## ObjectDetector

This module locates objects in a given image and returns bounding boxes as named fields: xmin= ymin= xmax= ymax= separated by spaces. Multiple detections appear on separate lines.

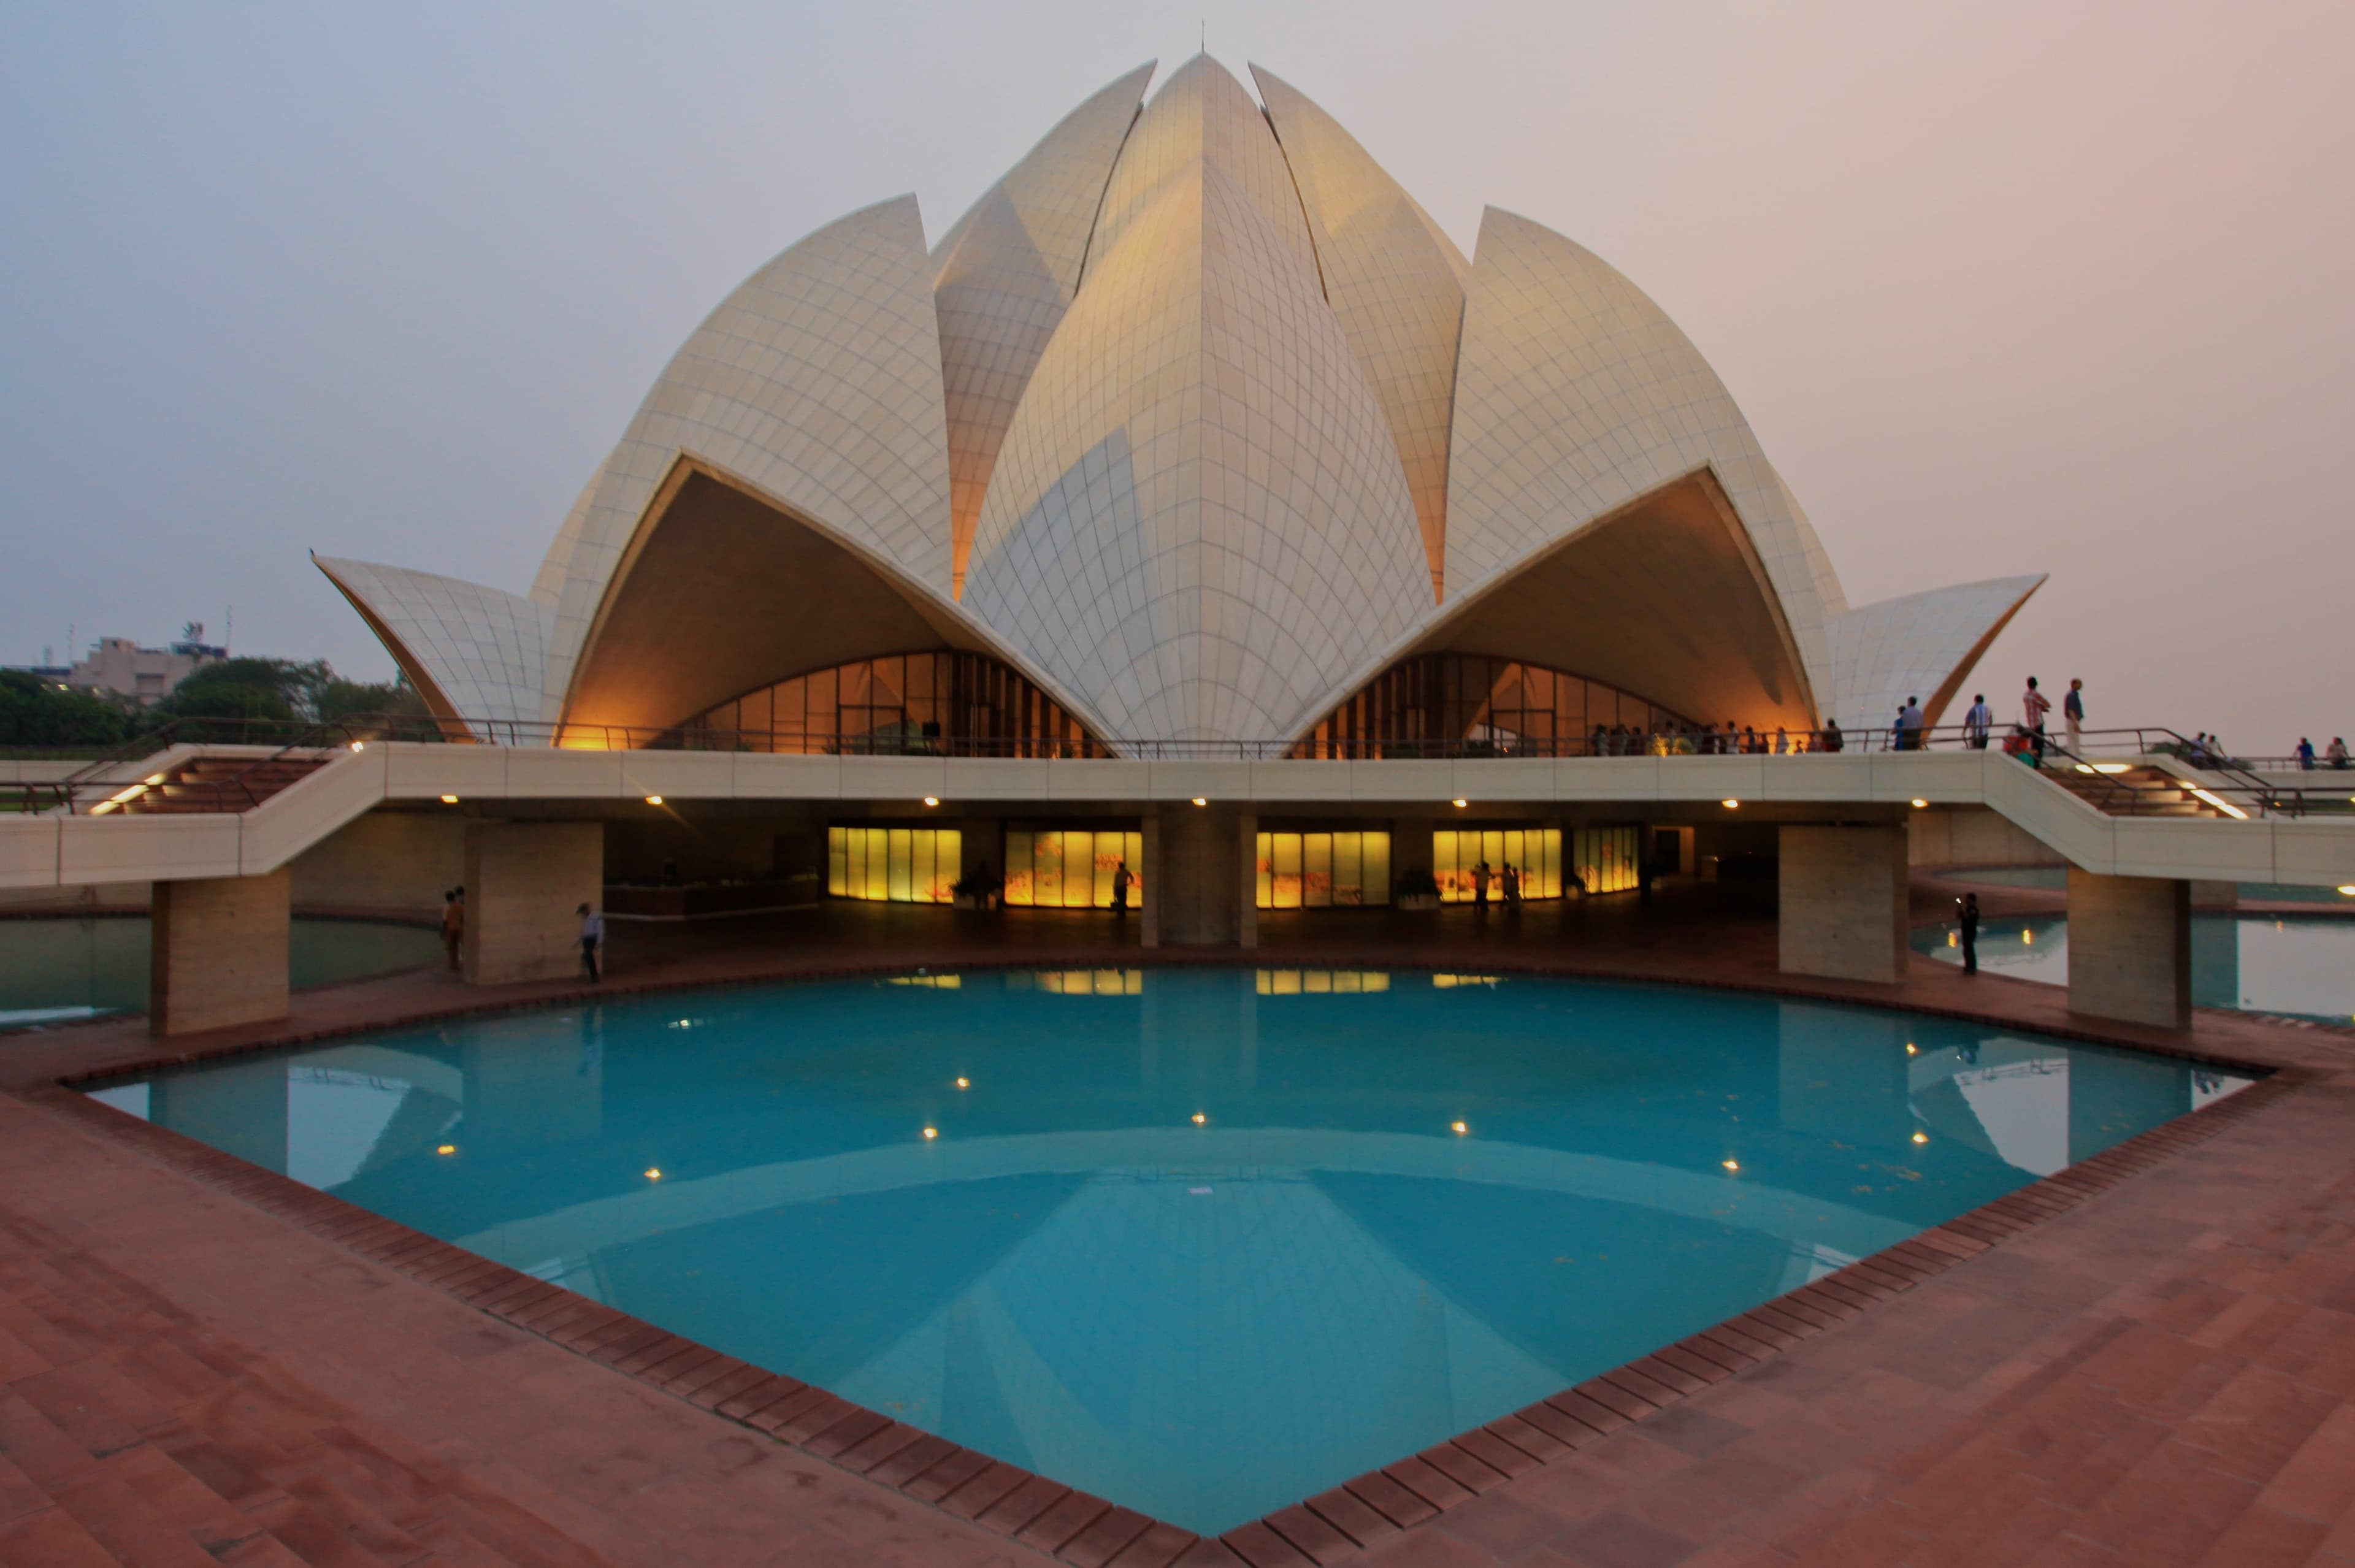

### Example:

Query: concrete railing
xmin=3 ymin=742 xmax=2353 ymax=893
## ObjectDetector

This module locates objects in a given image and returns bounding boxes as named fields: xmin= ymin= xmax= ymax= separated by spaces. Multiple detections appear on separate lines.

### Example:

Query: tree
xmin=0 ymin=671 xmax=132 ymax=748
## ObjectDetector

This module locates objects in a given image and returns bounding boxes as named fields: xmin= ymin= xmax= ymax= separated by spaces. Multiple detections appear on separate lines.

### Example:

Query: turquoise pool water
xmin=0 ymin=916 xmax=442 ymax=1029
xmin=85 ymin=968 xmax=2248 ymax=1532
xmin=1948 ymin=865 xmax=2354 ymax=905
xmin=1915 ymin=914 xmax=2355 ymax=1023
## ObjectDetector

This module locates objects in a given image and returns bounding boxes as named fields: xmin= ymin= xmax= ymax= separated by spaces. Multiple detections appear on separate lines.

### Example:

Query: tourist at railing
xmin=2329 ymin=736 xmax=2349 ymax=770
xmin=2296 ymin=736 xmax=2316 ymax=770
xmin=2023 ymin=677 xmax=2051 ymax=761
xmin=1962 ymin=693 xmax=1992 ymax=750
xmin=2065 ymin=678 xmax=2086 ymax=752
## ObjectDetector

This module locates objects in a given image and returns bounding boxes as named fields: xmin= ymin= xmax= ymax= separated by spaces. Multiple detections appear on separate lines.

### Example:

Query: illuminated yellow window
xmin=1253 ymin=832 xmax=1392 ymax=909
xmin=1572 ymin=825 xmax=1640 ymax=895
xmin=1432 ymin=827 xmax=1566 ymax=902
xmin=1001 ymin=829 xmax=1144 ymax=909
xmin=824 ymin=826 xmax=962 ymax=904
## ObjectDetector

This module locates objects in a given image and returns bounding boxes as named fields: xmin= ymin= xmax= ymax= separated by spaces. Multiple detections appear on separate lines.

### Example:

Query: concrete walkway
xmin=3 ymin=898 xmax=2353 ymax=1567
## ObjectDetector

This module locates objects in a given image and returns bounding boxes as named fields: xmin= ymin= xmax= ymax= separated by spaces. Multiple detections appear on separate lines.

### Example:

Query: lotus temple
xmin=5 ymin=55 xmax=2354 ymax=1568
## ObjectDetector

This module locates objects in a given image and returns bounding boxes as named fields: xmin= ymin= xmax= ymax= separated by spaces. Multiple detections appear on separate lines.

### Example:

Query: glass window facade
xmin=1295 ymin=654 xmax=1693 ymax=758
xmin=1431 ymin=828 xmax=1564 ymax=903
xmin=1253 ymin=831 xmax=1392 ymax=909
xmin=1003 ymin=830 xmax=1146 ymax=910
xmin=1573 ymin=825 xmax=1642 ymax=895
xmin=683 ymin=651 xmax=1103 ymax=757
xmin=825 ymin=826 xmax=962 ymax=904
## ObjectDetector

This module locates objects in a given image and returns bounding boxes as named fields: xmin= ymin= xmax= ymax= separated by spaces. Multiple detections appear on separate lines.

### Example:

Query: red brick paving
xmin=4 ymin=893 xmax=2355 ymax=1564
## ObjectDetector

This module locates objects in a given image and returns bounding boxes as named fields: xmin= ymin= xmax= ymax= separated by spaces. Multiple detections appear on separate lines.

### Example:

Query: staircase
xmin=2043 ymin=761 xmax=2237 ymax=819
xmin=94 ymin=755 xmax=330 ymax=816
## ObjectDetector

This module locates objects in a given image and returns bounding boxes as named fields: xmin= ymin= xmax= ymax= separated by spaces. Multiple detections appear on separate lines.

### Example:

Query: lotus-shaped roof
xmin=320 ymin=56 xmax=2040 ymax=749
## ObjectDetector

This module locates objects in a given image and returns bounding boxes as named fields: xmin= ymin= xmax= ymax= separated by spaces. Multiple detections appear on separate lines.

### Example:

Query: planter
xmin=1396 ymin=893 xmax=1441 ymax=912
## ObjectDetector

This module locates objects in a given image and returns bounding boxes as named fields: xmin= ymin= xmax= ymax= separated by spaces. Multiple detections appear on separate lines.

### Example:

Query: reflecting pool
xmin=1 ymin=916 xmax=442 ymax=1029
xmin=86 ymin=968 xmax=2249 ymax=1532
xmin=1914 ymin=914 xmax=2355 ymax=1023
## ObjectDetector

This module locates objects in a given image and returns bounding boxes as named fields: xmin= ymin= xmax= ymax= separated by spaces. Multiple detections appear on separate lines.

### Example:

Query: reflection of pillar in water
xmin=1139 ymin=973 xmax=1160 ymax=1088
xmin=462 ymin=1013 xmax=603 ymax=1155
xmin=1775 ymin=1000 xmax=1910 ymax=1146
xmin=2067 ymin=1050 xmax=2186 ymax=1165
xmin=2188 ymin=916 xmax=2240 ymax=1011
xmin=1239 ymin=974 xmax=1258 ymax=1089
xmin=151 ymin=1059 xmax=288 ymax=1174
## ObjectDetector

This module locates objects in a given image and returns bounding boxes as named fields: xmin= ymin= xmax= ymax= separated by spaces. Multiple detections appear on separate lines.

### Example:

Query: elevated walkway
xmin=4 ymin=741 xmax=2352 ymax=892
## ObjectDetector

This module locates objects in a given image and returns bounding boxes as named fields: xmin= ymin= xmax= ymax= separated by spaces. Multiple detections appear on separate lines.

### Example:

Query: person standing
xmin=2064 ymin=679 xmax=2086 ymax=754
xmin=1958 ymin=892 xmax=1981 ymax=975
xmin=1963 ymin=694 xmax=1993 ymax=750
xmin=440 ymin=887 xmax=465 ymax=973
xmin=1501 ymin=863 xmax=1521 ymax=905
xmin=2296 ymin=737 xmax=2316 ymax=770
xmin=1901 ymin=697 xmax=1926 ymax=751
xmin=1110 ymin=860 xmax=1134 ymax=915
xmin=1821 ymin=717 xmax=1844 ymax=752
xmin=2023 ymin=678 xmax=2051 ymax=760
xmin=1472 ymin=858 xmax=1492 ymax=910
xmin=2329 ymin=736 xmax=2349 ymax=770
xmin=576 ymin=903 xmax=604 ymax=982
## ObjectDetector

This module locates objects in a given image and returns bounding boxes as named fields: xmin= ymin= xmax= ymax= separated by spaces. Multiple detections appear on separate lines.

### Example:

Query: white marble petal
xmin=315 ymin=556 xmax=552 ymax=735
xmin=1825 ymin=575 xmax=2047 ymax=733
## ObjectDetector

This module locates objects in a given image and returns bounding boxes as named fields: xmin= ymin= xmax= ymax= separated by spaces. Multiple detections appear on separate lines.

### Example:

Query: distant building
xmin=61 ymin=625 xmax=226 ymax=708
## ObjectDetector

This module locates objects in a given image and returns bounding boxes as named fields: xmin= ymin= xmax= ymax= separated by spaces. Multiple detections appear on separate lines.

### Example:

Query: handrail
xmin=6 ymin=714 xmax=2348 ymax=819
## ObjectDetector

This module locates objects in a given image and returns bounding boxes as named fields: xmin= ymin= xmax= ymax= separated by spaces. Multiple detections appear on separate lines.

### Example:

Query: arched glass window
xmin=1292 ymin=654 xmax=1698 ymax=758
xmin=681 ymin=651 xmax=1105 ymax=757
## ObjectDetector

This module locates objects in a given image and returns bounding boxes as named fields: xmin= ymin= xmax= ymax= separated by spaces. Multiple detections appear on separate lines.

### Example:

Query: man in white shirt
xmin=576 ymin=903 xmax=605 ymax=982
xmin=1900 ymin=697 xmax=1926 ymax=750
xmin=1963 ymin=694 xmax=1993 ymax=750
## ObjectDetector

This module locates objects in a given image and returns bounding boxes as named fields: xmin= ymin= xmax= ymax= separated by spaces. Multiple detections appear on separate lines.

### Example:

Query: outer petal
xmin=1825 ymin=575 xmax=2047 ymax=732
xmin=1445 ymin=207 xmax=1836 ymax=683
xmin=529 ymin=456 xmax=608 ymax=608
xmin=933 ymin=62 xmax=1154 ymax=596
xmin=313 ymin=556 xmax=551 ymax=735
xmin=963 ymin=162 xmax=1429 ymax=744
xmin=1252 ymin=65 xmax=1466 ymax=599
xmin=542 ymin=194 xmax=952 ymax=714
xmin=1087 ymin=55 xmax=1322 ymax=293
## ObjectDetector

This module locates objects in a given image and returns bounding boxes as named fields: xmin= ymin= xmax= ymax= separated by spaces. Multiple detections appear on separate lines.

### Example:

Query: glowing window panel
xmin=824 ymin=826 xmax=961 ymax=904
xmin=1432 ymin=827 xmax=1564 ymax=903
xmin=1001 ymin=830 xmax=1145 ymax=911
xmin=1252 ymin=832 xmax=1392 ymax=909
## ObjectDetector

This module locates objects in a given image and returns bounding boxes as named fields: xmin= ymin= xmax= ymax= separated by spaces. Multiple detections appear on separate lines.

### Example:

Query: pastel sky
xmin=2 ymin=1 xmax=2348 ymax=749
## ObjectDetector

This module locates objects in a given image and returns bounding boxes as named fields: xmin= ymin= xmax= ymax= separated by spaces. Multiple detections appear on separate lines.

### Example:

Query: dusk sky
xmin=3 ymin=1 xmax=2348 ymax=749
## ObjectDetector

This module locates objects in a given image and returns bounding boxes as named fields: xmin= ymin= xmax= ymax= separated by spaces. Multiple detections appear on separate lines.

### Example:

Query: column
xmin=149 ymin=868 xmax=290 ymax=1036
xmin=1151 ymin=805 xmax=1253 ymax=947
xmin=464 ymin=822 xmax=605 ymax=985
xmin=1777 ymin=824 xmax=1908 ymax=984
xmin=2067 ymin=870 xmax=2191 ymax=1029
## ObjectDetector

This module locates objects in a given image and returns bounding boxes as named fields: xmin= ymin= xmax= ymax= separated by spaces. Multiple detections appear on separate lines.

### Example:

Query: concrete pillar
xmin=149 ymin=1057 xmax=287 ymax=1171
xmin=1778 ymin=824 xmax=1909 ymax=984
xmin=1392 ymin=817 xmax=1436 ymax=887
xmin=1139 ymin=814 xmax=1160 ymax=949
xmin=2067 ymin=870 xmax=2191 ymax=1029
xmin=149 ymin=868 xmax=290 ymax=1036
xmin=1151 ymin=805 xmax=1253 ymax=947
xmin=463 ymin=822 xmax=605 ymax=985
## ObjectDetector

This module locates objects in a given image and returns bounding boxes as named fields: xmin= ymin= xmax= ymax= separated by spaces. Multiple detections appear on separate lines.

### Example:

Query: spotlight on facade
xmin=923 ymin=796 xmax=940 ymax=808
xmin=645 ymin=795 xmax=664 ymax=806
xmin=1191 ymin=797 xmax=1208 ymax=807
xmin=1911 ymin=798 xmax=1928 ymax=809
xmin=1451 ymin=798 xmax=1468 ymax=809
xmin=348 ymin=741 xmax=365 ymax=752
xmin=440 ymin=795 xmax=459 ymax=805
xmin=2339 ymin=885 xmax=2355 ymax=896
xmin=1721 ymin=798 xmax=1740 ymax=809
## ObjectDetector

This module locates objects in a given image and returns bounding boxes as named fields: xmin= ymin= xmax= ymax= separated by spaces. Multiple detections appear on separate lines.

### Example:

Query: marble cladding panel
xmin=542 ymin=194 xmax=954 ymax=713
xmin=1822 ymin=576 xmax=2048 ymax=735
xmin=315 ymin=559 xmax=552 ymax=733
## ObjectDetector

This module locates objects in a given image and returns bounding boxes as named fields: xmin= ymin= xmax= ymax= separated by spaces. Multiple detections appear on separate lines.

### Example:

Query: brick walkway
xmin=4 ymin=895 xmax=2354 ymax=1566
